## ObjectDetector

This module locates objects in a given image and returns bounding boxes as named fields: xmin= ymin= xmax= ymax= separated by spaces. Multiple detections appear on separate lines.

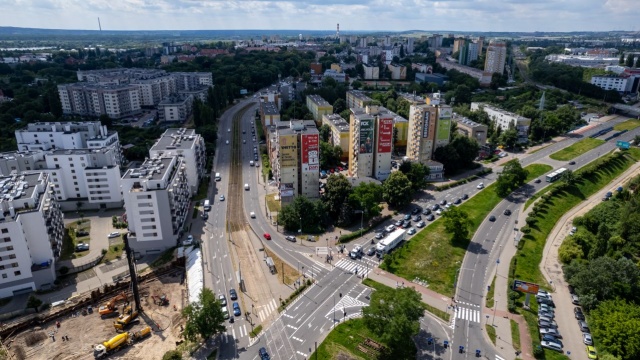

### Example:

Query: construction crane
xmin=112 ymin=233 xmax=143 ymax=331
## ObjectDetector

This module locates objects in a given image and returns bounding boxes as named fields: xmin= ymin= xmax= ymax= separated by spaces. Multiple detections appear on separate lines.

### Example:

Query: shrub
xmin=59 ymin=266 xmax=69 ymax=275
xmin=162 ymin=350 xmax=183 ymax=360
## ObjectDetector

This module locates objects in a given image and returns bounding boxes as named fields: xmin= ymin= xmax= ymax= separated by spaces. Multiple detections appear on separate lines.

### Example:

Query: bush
xmin=533 ymin=344 xmax=544 ymax=359
xmin=337 ymin=215 xmax=392 ymax=243
xmin=162 ymin=350 xmax=183 ymax=360
xmin=101 ymin=249 xmax=107 ymax=255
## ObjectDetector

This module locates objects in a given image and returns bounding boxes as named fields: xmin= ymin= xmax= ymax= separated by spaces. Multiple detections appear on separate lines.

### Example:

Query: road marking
xmin=282 ymin=313 xmax=294 ymax=319
xmin=232 ymin=328 xmax=236 ymax=339
xmin=242 ymin=325 xmax=247 ymax=337
xmin=496 ymin=355 xmax=505 ymax=360
xmin=286 ymin=324 xmax=298 ymax=330
xmin=454 ymin=306 xmax=481 ymax=323
xmin=297 ymin=351 xmax=307 ymax=357
xmin=292 ymin=336 xmax=304 ymax=342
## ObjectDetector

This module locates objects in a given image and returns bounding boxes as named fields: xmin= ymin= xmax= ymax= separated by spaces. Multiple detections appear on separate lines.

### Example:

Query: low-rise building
xmin=323 ymin=69 xmax=346 ymax=83
xmin=387 ymin=64 xmax=407 ymax=80
xmin=346 ymin=90 xmax=374 ymax=109
xmin=157 ymin=94 xmax=194 ymax=123
xmin=321 ymin=114 xmax=350 ymax=161
xmin=0 ymin=172 xmax=64 ymax=297
xmin=306 ymin=95 xmax=333 ymax=124
xmin=453 ymin=115 xmax=488 ymax=145
xmin=471 ymin=102 xmax=530 ymax=143
xmin=415 ymin=73 xmax=449 ymax=86
xmin=121 ymin=155 xmax=190 ymax=255
xmin=545 ymin=54 xmax=619 ymax=68
xmin=363 ymin=65 xmax=380 ymax=80
xmin=590 ymin=74 xmax=639 ymax=93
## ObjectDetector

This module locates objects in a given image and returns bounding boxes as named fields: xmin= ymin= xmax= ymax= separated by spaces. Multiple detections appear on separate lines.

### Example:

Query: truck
xmin=375 ymin=229 xmax=405 ymax=258
xmin=203 ymin=199 xmax=211 ymax=212
xmin=131 ymin=326 xmax=152 ymax=341
xmin=93 ymin=332 xmax=130 ymax=359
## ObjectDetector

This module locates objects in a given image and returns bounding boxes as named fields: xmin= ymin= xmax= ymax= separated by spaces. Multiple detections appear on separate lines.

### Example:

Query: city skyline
xmin=2 ymin=0 xmax=639 ymax=33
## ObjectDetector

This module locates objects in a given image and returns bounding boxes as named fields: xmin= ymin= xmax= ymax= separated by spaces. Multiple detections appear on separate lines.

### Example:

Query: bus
xmin=546 ymin=168 xmax=568 ymax=183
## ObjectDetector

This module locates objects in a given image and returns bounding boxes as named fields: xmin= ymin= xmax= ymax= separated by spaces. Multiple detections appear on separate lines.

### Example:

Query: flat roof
xmin=150 ymin=129 xmax=199 ymax=151
xmin=262 ymin=102 xmax=279 ymax=115
xmin=307 ymin=94 xmax=331 ymax=106
xmin=123 ymin=157 xmax=174 ymax=181
xmin=0 ymin=172 xmax=40 ymax=209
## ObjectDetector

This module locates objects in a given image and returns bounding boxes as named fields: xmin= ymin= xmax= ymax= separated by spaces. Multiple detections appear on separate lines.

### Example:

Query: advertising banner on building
xmin=279 ymin=134 xmax=298 ymax=167
xmin=422 ymin=112 xmax=431 ymax=138
xmin=301 ymin=133 xmax=319 ymax=172
xmin=280 ymin=183 xmax=295 ymax=197
xmin=513 ymin=279 xmax=539 ymax=294
xmin=436 ymin=118 xmax=451 ymax=141
xmin=358 ymin=119 xmax=374 ymax=154
xmin=377 ymin=118 xmax=394 ymax=153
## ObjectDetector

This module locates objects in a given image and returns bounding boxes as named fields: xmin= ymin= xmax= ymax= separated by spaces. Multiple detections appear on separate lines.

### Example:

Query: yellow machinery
xmin=93 ymin=332 xmax=130 ymax=358
xmin=132 ymin=326 xmax=151 ymax=341
xmin=98 ymin=292 xmax=128 ymax=316
xmin=113 ymin=310 xmax=139 ymax=332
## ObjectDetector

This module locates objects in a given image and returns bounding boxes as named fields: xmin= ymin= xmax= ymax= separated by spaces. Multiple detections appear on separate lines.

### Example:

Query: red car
xmin=337 ymin=166 xmax=343 ymax=171
xmin=329 ymin=168 xmax=334 ymax=174
xmin=263 ymin=233 xmax=271 ymax=240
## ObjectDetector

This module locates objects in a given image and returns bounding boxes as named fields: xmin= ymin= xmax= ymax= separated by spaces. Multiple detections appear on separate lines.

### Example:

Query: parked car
xmin=413 ymin=215 xmax=421 ymax=222
xmin=538 ymin=311 xmax=555 ymax=319
xmin=534 ymin=178 xmax=542 ymax=183
xmin=569 ymin=161 xmax=576 ymax=165
xmin=402 ymin=221 xmax=411 ymax=229
xmin=229 ymin=289 xmax=238 ymax=300
xmin=219 ymin=195 xmax=225 ymax=201
xmin=75 ymin=243 xmax=90 ymax=252
xmin=407 ymin=228 xmax=416 ymax=235
xmin=542 ymin=335 xmax=562 ymax=347
xmin=436 ymin=209 xmax=443 ymax=216
xmin=394 ymin=220 xmax=404 ymax=227
xmin=539 ymin=320 xmax=558 ymax=329
xmin=404 ymin=214 xmax=412 ymax=221
xmin=183 ymin=235 xmax=194 ymax=246
xmin=375 ymin=232 xmax=385 ymax=240
xmin=385 ymin=225 xmax=396 ymax=233
xmin=107 ymin=231 xmax=120 ymax=238
xmin=537 ymin=297 xmax=555 ymax=307
xmin=431 ymin=204 xmax=440 ymax=211
xmin=76 ymin=230 xmax=89 ymax=237
xmin=439 ymin=199 xmax=447 ymax=205
xmin=416 ymin=221 xmax=426 ymax=228
xmin=462 ymin=194 xmax=469 ymax=200
xmin=250 ymin=212 xmax=256 ymax=218
xmin=285 ymin=236 xmax=296 ymax=242
xmin=263 ymin=233 xmax=272 ymax=240
xmin=426 ymin=214 xmax=435 ymax=221
xmin=574 ymin=307 xmax=585 ymax=320
xmin=218 ymin=295 xmax=227 ymax=306
xmin=422 ymin=208 xmax=431 ymax=215
xmin=454 ymin=198 xmax=462 ymax=204
xmin=540 ymin=327 xmax=562 ymax=338
xmin=411 ymin=208 xmax=421 ymax=215
xmin=571 ymin=294 xmax=580 ymax=305
xmin=583 ymin=333 xmax=593 ymax=345
xmin=538 ymin=315 xmax=554 ymax=323
xmin=366 ymin=248 xmax=376 ymax=256
xmin=568 ymin=285 xmax=575 ymax=294
xmin=221 ymin=306 xmax=230 ymax=319
xmin=259 ymin=347 xmax=271 ymax=360
xmin=232 ymin=302 xmax=241 ymax=316
xmin=586 ymin=345 xmax=597 ymax=359
xmin=477 ymin=183 xmax=484 ymax=189
xmin=578 ymin=320 xmax=590 ymax=332
xmin=540 ymin=341 xmax=563 ymax=352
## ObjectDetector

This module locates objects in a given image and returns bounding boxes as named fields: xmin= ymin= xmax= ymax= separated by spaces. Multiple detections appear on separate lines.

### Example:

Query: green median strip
xmin=549 ymin=138 xmax=605 ymax=161
xmin=486 ymin=324 xmax=497 ymax=345
xmin=613 ymin=118 xmax=640 ymax=131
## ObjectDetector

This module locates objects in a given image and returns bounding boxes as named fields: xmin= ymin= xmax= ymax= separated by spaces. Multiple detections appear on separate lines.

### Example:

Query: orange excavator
xmin=99 ymin=292 xmax=128 ymax=317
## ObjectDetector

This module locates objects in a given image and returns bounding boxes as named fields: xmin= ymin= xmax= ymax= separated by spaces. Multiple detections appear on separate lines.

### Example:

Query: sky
xmin=1 ymin=0 xmax=639 ymax=33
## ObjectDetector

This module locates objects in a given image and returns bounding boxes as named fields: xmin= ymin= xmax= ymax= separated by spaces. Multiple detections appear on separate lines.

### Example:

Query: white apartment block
xmin=590 ymin=75 xmax=632 ymax=93
xmin=0 ymin=172 xmax=64 ymax=297
xmin=15 ymin=121 xmax=124 ymax=165
xmin=321 ymin=114 xmax=350 ymax=159
xmin=363 ymin=65 xmax=379 ymax=80
xmin=121 ymin=156 xmax=190 ymax=255
xmin=135 ymin=75 xmax=177 ymax=106
xmin=545 ymin=55 xmax=619 ymax=68
xmin=157 ymin=94 xmax=194 ymax=123
xmin=58 ymin=83 xmax=142 ymax=119
xmin=173 ymin=72 xmax=213 ymax=90
xmin=471 ymin=102 xmax=530 ymax=143
xmin=149 ymin=128 xmax=206 ymax=196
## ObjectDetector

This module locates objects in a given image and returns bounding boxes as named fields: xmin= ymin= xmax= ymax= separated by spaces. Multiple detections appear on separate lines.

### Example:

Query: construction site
xmin=1 ymin=236 xmax=189 ymax=360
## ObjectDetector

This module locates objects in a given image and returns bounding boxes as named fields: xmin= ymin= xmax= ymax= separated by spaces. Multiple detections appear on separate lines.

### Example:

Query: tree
xmin=181 ymin=288 xmax=226 ymax=342
xmin=26 ymin=295 xmax=42 ymax=312
xmin=333 ymin=98 xmax=346 ymax=114
xmin=277 ymin=196 xmax=325 ymax=232
xmin=499 ymin=126 xmax=519 ymax=149
xmin=619 ymin=52 xmax=625 ymax=65
xmin=319 ymin=124 xmax=331 ymax=142
xmin=399 ymin=161 xmax=430 ymax=192
xmin=349 ymin=182 xmax=383 ymax=218
xmin=626 ymin=54 xmax=635 ymax=68
xmin=162 ymin=350 xmax=183 ymax=360
xmin=495 ymin=159 xmax=528 ymax=197
xmin=561 ymin=169 xmax=577 ymax=187
xmin=99 ymin=114 xmax=112 ymax=127
xmin=319 ymin=141 xmax=340 ymax=169
xmin=442 ymin=207 xmax=472 ymax=243
xmin=589 ymin=299 xmax=640 ymax=360
xmin=383 ymin=171 xmax=413 ymax=207
xmin=362 ymin=287 xmax=424 ymax=358
xmin=323 ymin=174 xmax=353 ymax=219
xmin=636 ymin=56 xmax=640 ymax=68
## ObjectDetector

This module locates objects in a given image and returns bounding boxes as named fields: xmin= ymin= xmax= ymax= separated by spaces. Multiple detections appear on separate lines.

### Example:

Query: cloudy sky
xmin=1 ymin=0 xmax=639 ymax=32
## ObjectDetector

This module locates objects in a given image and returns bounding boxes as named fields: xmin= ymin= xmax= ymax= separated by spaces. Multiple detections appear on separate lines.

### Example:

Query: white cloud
xmin=0 ymin=0 xmax=638 ymax=31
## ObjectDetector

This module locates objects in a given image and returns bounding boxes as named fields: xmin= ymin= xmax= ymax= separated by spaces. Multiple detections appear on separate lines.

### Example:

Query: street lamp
xmin=298 ymin=216 xmax=302 ymax=233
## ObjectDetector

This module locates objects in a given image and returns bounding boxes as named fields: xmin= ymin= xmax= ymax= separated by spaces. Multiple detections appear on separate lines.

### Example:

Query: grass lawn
xmin=486 ymin=324 xmax=497 ymax=345
xmin=486 ymin=276 xmax=496 ymax=309
xmin=613 ymin=118 xmax=640 ymax=131
xmin=549 ymin=138 xmax=605 ymax=161
xmin=101 ymin=243 xmax=124 ymax=263
xmin=265 ymin=193 xmax=281 ymax=212
xmin=60 ymin=220 xmax=93 ymax=261
xmin=380 ymin=164 xmax=551 ymax=296
xmin=510 ymin=319 xmax=521 ymax=351
xmin=362 ymin=279 xmax=449 ymax=322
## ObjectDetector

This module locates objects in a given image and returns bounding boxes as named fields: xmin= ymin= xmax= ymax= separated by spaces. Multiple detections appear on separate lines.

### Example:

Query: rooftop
xmin=124 ymin=156 xmax=174 ymax=182
xmin=0 ymin=172 xmax=41 ymax=209
xmin=307 ymin=94 xmax=331 ymax=107
xmin=348 ymin=90 xmax=373 ymax=102
xmin=453 ymin=115 xmax=486 ymax=129
xmin=262 ymin=101 xmax=280 ymax=116
xmin=150 ymin=128 xmax=200 ymax=152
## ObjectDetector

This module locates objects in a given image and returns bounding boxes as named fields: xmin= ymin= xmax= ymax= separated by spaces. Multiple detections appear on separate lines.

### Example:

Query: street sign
xmin=513 ymin=279 xmax=540 ymax=294
xmin=617 ymin=140 xmax=630 ymax=149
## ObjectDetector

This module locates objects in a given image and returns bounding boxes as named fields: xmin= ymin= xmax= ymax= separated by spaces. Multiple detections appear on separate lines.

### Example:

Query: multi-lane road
xmin=204 ymin=97 xmax=638 ymax=360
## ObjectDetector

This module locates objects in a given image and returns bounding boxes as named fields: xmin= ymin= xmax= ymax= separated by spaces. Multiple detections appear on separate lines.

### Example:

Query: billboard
xmin=422 ymin=111 xmax=431 ymax=138
xmin=280 ymin=183 xmax=295 ymax=197
xmin=358 ymin=119 xmax=374 ymax=154
xmin=436 ymin=118 xmax=451 ymax=141
xmin=377 ymin=118 xmax=394 ymax=153
xmin=617 ymin=140 xmax=630 ymax=149
xmin=279 ymin=134 xmax=298 ymax=167
xmin=301 ymin=133 xmax=320 ymax=172
xmin=513 ymin=279 xmax=539 ymax=294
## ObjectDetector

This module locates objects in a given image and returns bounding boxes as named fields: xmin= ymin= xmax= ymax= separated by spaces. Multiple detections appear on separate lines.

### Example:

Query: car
xmin=537 ymin=290 xmax=550 ymax=297
xmin=571 ymin=294 xmax=580 ymax=305
xmin=407 ymin=228 xmax=416 ymax=235
xmin=489 ymin=215 xmax=496 ymax=222
xmin=243 ymin=139 xmax=246 ymax=144
xmin=416 ymin=221 xmax=426 ymax=228
xmin=404 ymin=214 xmax=411 ymax=221
xmin=444 ymin=203 xmax=452 ymax=209
xmin=542 ymin=335 xmax=563 ymax=346
xmin=242 ymin=130 xmax=246 ymax=134
xmin=229 ymin=289 xmax=238 ymax=300
xmin=253 ymin=137 xmax=256 ymax=142
xmin=225 ymin=140 xmax=229 ymax=145
xmin=108 ymin=231 xmax=120 ymax=238
xmin=435 ymin=209 xmax=443 ymax=216
xmin=411 ymin=208 xmax=421 ymax=215
xmin=263 ymin=233 xmax=271 ymax=240
xmin=375 ymin=232 xmax=385 ymax=240
xmin=574 ymin=306 xmax=583 ymax=316
xmin=337 ymin=166 xmax=343 ymax=172
xmin=422 ymin=208 xmax=431 ymax=215
xmin=477 ymin=183 xmax=484 ymax=189
xmin=75 ymin=243 xmax=90 ymax=252
xmin=538 ymin=315 xmax=554 ymax=323
xmin=385 ymin=224 xmax=396 ymax=233
xmin=538 ymin=311 xmax=555 ymax=319
xmin=413 ymin=215 xmax=421 ymax=222
xmin=439 ymin=199 xmax=447 ymax=205
xmin=538 ymin=297 xmax=555 ymax=306
xmin=227 ymin=128 xmax=231 ymax=132
xmin=366 ymin=247 xmax=376 ymax=256
xmin=431 ymin=204 xmax=440 ymax=211
xmin=402 ymin=221 xmax=411 ymax=229
xmin=76 ymin=230 xmax=89 ymax=237
xmin=250 ymin=212 xmax=256 ymax=218
xmin=540 ymin=341 xmax=563 ymax=352
xmin=462 ymin=194 xmax=469 ymax=200
xmin=454 ymin=198 xmax=462 ymax=205
xmin=579 ymin=320 xmax=590 ymax=332
xmin=504 ymin=209 xmax=512 ymax=216
xmin=320 ymin=171 xmax=327 ymax=178
xmin=232 ymin=302 xmax=241 ymax=316
xmin=539 ymin=320 xmax=558 ymax=328
xmin=259 ymin=347 xmax=271 ymax=360
xmin=183 ymin=235 xmax=194 ymax=246
xmin=394 ymin=220 xmax=404 ymax=227
xmin=569 ymin=161 xmax=576 ymax=165
xmin=583 ymin=333 xmax=593 ymax=345
xmin=586 ymin=345 xmax=597 ymax=359
xmin=426 ymin=214 xmax=435 ymax=221
xmin=202 ymin=212 xmax=208 ymax=220
xmin=536 ymin=292 xmax=551 ymax=301
xmin=540 ymin=304 xmax=555 ymax=313
xmin=221 ymin=306 xmax=230 ymax=319
xmin=285 ymin=235 xmax=296 ymax=242
xmin=218 ymin=295 xmax=227 ymax=306
xmin=539 ymin=327 xmax=562 ymax=339
xmin=534 ymin=178 xmax=542 ymax=183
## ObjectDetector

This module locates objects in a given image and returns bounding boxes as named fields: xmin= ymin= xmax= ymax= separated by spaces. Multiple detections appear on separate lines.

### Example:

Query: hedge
xmin=434 ymin=168 xmax=492 ymax=191
xmin=337 ymin=215 xmax=392 ymax=243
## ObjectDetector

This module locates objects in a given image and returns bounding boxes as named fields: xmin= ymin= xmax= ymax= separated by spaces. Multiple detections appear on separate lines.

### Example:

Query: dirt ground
xmin=8 ymin=271 xmax=186 ymax=360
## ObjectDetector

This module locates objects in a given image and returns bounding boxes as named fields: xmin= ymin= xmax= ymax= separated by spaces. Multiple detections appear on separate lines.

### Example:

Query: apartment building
xmin=306 ymin=95 xmax=333 ymax=124
xmin=321 ymin=114 xmax=350 ymax=161
xmin=481 ymin=40 xmax=507 ymax=85
xmin=545 ymin=54 xmax=619 ymax=68
xmin=346 ymin=90 xmax=374 ymax=109
xmin=471 ymin=102 xmax=530 ymax=143
xmin=178 ymin=85 xmax=209 ymax=103
xmin=121 ymin=156 xmax=190 ymax=255
xmin=459 ymin=42 xmax=479 ymax=66
xmin=591 ymin=74 xmax=639 ymax=93
xmin=272 ymin=122 xmax=320 ymax=204
xmin=260 ymin=101 xmax=281 ymax=130
xmin=453 ymin=115 xmax=488 ymax=145
xmin=348 ymin=106 xmax=393 ymax=180
xmin=387 ymin=64 xmax=407 ymax=80
xmin=157 ymin=93 xmax=194 ymax=123
xmin=406 ymin=104 xmax=453 ymax=165
xmin=363 ymin=65 xmax=380 ymax=80
xmin=323 ymin=69 xmax=346 ymax=83
xmin=0 ymin=172 xmax=64 ymax=298
xmin=58 ymin=83 xmax=142 ymax=119
xmin=77 ymin=68 xmax=211 ymax=92
xmin=149 ymin=128 xmax=206 ymax=196
xmin=135 ymin=75 xmax=177 ymax=106
xmin=173 ymin=72 xmax=213 ymax=91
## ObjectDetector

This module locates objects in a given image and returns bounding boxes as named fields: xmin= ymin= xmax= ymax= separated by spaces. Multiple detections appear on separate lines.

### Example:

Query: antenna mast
xmin=98 ymin=17 xmax=102 ymax=32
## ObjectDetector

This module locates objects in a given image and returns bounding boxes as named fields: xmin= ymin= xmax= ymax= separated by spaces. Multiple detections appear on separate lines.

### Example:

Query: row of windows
xmin=0 ymin=261 xmax=18 ymax=269
xmin=1 ymin=271 xmax=21 ymax=278
xmin=0 ymin=246 xmax=14 ymax=252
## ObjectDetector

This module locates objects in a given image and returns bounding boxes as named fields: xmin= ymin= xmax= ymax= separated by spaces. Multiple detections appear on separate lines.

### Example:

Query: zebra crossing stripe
xmin=454 ymin=307 xmax=481 ymax=323
xmin=496 ymin=355 xmax=505 ymax=360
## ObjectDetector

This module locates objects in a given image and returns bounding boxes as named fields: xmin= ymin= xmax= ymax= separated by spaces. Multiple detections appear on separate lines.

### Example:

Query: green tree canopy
xmin=383 ymin=171 xmax=413 ymax=208
xmin=442 ymin=207 xmax=472 ymax=243
xmin=495 ymin=159 xmax=528 ymax=197
xmin=181 ymin=288 xmax=226 ymax=342
xmin=349 ymin=182 xmax=383 ymax=218
xmin=589 ymin=298 xmax=640 ymax=360
xmin=278 ymin=195 xmax=326 ymax=232
xmin=399 ymin=161 xmax=430 ymax=192
xmin=323 ymin=174 xmax=353 ymax=220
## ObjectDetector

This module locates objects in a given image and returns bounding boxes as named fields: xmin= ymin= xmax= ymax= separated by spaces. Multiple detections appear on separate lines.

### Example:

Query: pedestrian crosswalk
xmin=495 ymin=355 xmax=505 ymax=360
xmin=450 ymin=303 xmax=482 ymax=329
xmin=333 ymin=258 xmax=376 ymax=277
xmin=302 ymin=264 xmax=325 ymax=279
xmin=324 ymin=295 xmax=368 ymax=320
xmin=223 ymin=324 xmax=248 ymax=343
xmin=257 ymin=299 xmax=278 ymax=321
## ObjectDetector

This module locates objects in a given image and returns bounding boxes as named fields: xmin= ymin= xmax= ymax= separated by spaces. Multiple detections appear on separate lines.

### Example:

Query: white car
xmin=107 ymin=231 xmax=120 ymax=238
xmin=227 ymin=128 xmax=231 ymax=132
xmin=540 ymin=341 xmax=562 ymax=352
xmin=407 ymin=228 xmax=416 ymax=235
xmin=477 ymin=183 xmax=484 ymax=189
xmin=250 ymin=212 xmax=256 ymax=218
xmin=183 ymin=235 xmax=194 ymax=246
xmin=436 ymin=209 xmax=443 ymax=216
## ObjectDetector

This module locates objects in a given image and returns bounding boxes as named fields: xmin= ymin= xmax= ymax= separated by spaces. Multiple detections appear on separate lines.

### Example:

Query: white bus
xmin=546 ymin=168 xmax=567 ymax=183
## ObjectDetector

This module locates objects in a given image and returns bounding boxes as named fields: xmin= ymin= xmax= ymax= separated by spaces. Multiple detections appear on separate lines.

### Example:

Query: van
xmin=203 ymin=200 xmax=211 ymax=211
xmin=249 ymin=161 xmax=254 ymax=166
xmin=215 ymin=173 xmax=221 ymax=181
xmin=244 ymin=184 xmax=250 ymax=191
